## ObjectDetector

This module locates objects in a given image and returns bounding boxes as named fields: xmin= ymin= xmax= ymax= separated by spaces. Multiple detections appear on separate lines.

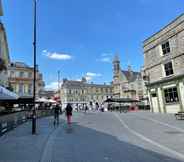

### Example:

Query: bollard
xmin=1 ymin=122 xmax=8 ymax=134
xmin=22 ymin=116 xmax=26 ymax=122
xmin=14 ymin=116 xmax=18 ymax=128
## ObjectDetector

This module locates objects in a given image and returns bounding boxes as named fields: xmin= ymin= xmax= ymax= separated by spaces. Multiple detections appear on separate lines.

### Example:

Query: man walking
xmin=65 ymin=103 xmax=73 ymax=125
xmin=54 ymin=104 xmax=61 ymax=126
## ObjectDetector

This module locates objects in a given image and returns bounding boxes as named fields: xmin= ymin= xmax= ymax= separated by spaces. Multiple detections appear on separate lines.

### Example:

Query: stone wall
xmin=144 ymin=15 xmax=184 ymax=83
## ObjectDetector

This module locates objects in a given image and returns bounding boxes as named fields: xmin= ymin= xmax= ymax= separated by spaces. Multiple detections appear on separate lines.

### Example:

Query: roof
xmin=12 ymin=62 xmax=30 ymax=68
xmin=143 ymin=13 xmax=184 ymax=46
xmin=113 ymin=54 xmax=120 ymax=62
xmin=62 ymin=80 xmax=112 ymax=88
xmin=122 ymin=70 xmax=141 ymax=82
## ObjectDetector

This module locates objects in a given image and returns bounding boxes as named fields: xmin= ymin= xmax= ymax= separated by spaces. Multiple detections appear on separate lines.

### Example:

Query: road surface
xmin=0 ymin=111 xmax=184 ymax=162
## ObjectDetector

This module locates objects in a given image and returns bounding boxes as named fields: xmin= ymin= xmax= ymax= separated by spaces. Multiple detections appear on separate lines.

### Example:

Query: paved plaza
xmin=1 ymin=111 xmax=184 ymax=162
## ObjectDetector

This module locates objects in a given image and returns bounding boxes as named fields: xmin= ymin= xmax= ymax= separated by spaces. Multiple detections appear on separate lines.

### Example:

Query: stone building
xmin=143 ymin=13 xmax=184 ymax=113
xmin=39 ymin=90 xmax=58 ymax=99
xmin=112 ymin=55 xmax=146 ymax=100
xmin=0 ymin=10 xmax=10 ymax=88
xmin=60 ymin=77 xmax=113 ymax=107
xmin=8 ymin=62 xmax=45 ymax=98
xmin=0 ymin=1 xmax=18 ymax=104
xmin=0 ymin=0 xmax=3 ymax=16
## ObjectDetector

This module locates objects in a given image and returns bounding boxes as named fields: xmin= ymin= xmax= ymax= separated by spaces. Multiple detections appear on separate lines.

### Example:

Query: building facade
xmin=8 ymin=62 xmax=45 ymax=98
xmin=112 ymin=55 xmax=146 ymax=100
xmin=0 ymin=0 xmax=3 ymax=16
xmin=39 ymin=90 xmax=58 ymax=99
xmin=60 ymin=77 xmax=113 ymax=107
xmin=143 ymin=13 xmax=184 ymax=113
xmin=0 ymin=21 xmax=10 ymax=87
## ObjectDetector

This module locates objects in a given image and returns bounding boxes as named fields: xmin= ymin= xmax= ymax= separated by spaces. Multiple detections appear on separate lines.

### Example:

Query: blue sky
xmin=2 ymin=0 xmax=184 ymax=89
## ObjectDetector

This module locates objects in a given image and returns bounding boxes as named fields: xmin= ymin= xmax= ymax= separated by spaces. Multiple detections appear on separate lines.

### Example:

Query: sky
xmin=2 ymin=0 xmax=184 ymax=90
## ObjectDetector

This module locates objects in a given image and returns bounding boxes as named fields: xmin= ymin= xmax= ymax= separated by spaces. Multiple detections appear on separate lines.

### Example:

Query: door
xmin=151 ymin=93 xmax=159 ymax=113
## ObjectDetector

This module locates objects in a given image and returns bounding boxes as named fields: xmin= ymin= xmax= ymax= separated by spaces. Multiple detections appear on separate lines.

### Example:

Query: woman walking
xmin=65 ymin=103 xmax=73 ymax=125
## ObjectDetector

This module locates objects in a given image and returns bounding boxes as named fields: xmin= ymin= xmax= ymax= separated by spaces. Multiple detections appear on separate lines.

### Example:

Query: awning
xmin=0 ymin=97 xmax=34 ymax=104
xmin=0 ymin=85 xmax=18 ymax=100
xmin=104 ymin=98 xmax=139 ymax=103
xmin=36 ymin=97 xmax=49 ymax=103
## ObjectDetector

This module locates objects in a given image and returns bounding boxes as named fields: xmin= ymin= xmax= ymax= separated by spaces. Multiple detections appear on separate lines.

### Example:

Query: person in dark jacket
xmin=65 ymin=103 xmax=73 ymax=125
xmin=54 ymin=104 xmax=61 ymax=126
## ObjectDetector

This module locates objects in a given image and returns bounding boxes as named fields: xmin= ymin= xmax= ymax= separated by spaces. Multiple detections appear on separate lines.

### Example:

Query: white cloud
xmin=98 ymin=52 xmax=113 ymax=63
xmin=85 ymin=76 xmax=92 ymax=81
xmin=42 ymin=50 xmax=72 ymax=60
xmin=101 ymin=53 xmax=112 ymax=57
xmin=45 ymin=81 xmax=62 ymax=90
xmin=86 ymin=72 xmax=102 ymax=77
xmin=83 ymin=72 xmax=102 ymax=82
xmin=42 ymin=49 xmax=47 ymax=53
xmin=100 ymin=57 xmax=111 ymax=63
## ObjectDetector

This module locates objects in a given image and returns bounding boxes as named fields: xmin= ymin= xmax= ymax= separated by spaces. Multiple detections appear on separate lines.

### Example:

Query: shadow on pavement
xmin=0 ymin=117 xmax=183 ymax=162
xmin=53 ymin=120 xmax=184 ymax=162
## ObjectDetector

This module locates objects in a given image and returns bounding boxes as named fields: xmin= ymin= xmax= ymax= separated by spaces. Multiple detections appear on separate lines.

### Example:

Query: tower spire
xmin=113 ymin=54 xmax=120 ymax=82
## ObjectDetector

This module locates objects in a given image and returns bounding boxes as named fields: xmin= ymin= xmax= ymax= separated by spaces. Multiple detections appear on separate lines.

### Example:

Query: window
xmin=162 ymin=41 xmax=170 ymax=55
xmin=28 ymin=84 xmax=32 ymax=94
xmin=28 ymin=72 xmax=32 ymax=78
xmin=164 ymin=87 xmax=179 ymax=103
xmin=164 ymin=62 xmax=173 ymax=76
xmin=19 ymin=71 xmax=24 ymax=78
xmin=151 ymin=93 xmax=157 ymax=97
xmin=19 ymin=83 xmax=23 ymax=94
xmin=96 ymin=88 xmax=98 ymax=93
xmin=10 ymin=71 xmax=14 ymax=78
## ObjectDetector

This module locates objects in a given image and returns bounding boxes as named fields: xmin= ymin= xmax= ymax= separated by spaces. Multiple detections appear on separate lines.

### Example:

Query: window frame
xmin=164 ymin=62 xmax=174 ymax=76
xmin=161 ymin=41 xmax=170 ymax=55
xmin=164 ymin=87 xmax=179 ymax=104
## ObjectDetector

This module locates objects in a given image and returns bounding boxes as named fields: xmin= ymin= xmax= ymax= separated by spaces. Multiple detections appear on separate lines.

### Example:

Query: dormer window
xmin=162 ymin=41 xmax=170 ymax=55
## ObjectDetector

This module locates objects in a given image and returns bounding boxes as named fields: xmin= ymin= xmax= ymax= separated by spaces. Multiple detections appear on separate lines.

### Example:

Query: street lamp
xmin=32 ymin=0 xmax=37 ymax=134
xmin=58 ymin=70 xmax=61 ymax=91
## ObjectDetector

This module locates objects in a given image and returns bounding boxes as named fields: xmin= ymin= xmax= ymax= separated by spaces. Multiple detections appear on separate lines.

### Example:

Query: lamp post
xmin=58 ymin=70 xmax=61 ymax=91
xmin=32 ymin=0 xmax=37 ymax=134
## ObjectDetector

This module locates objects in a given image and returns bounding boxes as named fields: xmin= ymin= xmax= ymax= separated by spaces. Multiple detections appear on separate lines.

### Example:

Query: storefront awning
xmin=104 ymin=98 xmax=140 ymax=103
xmin=0 ymin=85 xmax=18 ymax=100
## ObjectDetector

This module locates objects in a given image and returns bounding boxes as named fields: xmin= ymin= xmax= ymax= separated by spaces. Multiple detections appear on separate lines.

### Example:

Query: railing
xmin=0 ymin=109 xmax=53 ymax=136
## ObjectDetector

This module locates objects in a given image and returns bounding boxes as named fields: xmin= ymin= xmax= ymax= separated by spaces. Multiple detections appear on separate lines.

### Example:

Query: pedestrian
xmin=53 ymin=104 xmax=61 ymax=126
xmin=65 ymin=103 xmax=73 ymax=125
xmin=84 ymin=104 xmax=88 ymax=113
xmin=95 ymin=102 xmax=99 ymax=111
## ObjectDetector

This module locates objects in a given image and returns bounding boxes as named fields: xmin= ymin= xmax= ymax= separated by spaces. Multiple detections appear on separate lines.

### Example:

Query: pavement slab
xmin=0 ymin=111 xmax=184 ymax=162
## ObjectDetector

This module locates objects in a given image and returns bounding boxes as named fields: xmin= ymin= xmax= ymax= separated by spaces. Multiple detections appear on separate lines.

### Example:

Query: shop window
xmin=164 ymin=87 xmax=179 ymax=103
xmin=151 ymin=93 xmax=157 ymax=97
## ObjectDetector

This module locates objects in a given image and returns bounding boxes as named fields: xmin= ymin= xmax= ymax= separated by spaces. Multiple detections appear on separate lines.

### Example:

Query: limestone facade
xmin=143 ymin=13 xmax=184 ymax=113
xmin=0 ymin=22 xmax=10 ymax=87
xmin=112 ymin=55 xmax=146 ymax=100
xmin=60 ymin=78 xmax=113 ymax=107
xmin=8 ymin=62 xmax=45 ymax=98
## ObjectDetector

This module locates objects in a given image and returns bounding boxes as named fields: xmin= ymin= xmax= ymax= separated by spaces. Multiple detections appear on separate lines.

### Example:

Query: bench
xmin=175 ymin=112 xmax=184 ymax=120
